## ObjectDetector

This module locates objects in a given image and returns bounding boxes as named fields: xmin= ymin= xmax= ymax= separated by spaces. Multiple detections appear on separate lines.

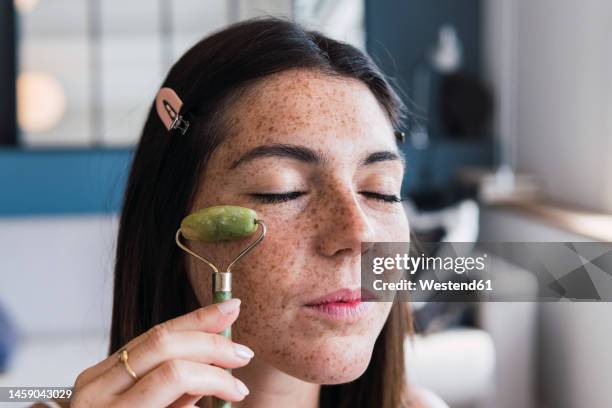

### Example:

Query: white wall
xmin=479 ymin=207 xmax=612 ymax=408
xmin=481 ymin=9 xmax=612 ymax=404
xmin=482 ymin=0 xmax=612 ymax=212
xmin=0 ymin=215 xmax=115 ymax=388
xmin=0 ymin=215 xmax=117 ymax=336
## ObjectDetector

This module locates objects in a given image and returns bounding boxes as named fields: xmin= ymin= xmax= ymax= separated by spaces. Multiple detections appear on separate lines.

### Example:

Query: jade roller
xmin=175 ymin=205 xmax=266 ymax=408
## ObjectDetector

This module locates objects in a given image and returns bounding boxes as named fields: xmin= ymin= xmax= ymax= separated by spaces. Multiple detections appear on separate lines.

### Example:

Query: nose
xmin=315 ymin=185 xmax=376 ymax=257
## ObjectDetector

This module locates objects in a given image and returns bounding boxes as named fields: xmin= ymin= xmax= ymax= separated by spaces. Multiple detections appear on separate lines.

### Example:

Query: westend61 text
xmin=373 ymin=279 xmax=493 ymax=292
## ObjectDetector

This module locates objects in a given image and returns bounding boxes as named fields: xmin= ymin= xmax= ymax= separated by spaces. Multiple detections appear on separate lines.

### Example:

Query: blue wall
xmin=365 ymin=0 xmax=494 ymax=195
xmin=365 ymin=0 xmax=483 ymax=79
xmin=0 ymin=148 xmax=133 ymax=216
xmin=399 ymin=139 xmax=493 ymax=198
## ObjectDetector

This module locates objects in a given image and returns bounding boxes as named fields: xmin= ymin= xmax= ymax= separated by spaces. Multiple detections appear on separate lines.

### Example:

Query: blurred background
xmin=1 ymin=1 xmax=611 ymax=407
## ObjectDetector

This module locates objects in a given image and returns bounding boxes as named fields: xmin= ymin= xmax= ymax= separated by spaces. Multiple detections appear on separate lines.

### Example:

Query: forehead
xmin=223 ymin=69 xmax=396 ymax=148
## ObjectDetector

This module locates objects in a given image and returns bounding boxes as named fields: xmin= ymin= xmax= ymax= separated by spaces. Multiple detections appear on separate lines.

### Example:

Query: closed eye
xmin=250 ymin=191 xmax=305 ymax=204
xmin=359 ymin=191 xmax=403 ymax=203
xmin=250 ymin=191 xmax=404 ymax=204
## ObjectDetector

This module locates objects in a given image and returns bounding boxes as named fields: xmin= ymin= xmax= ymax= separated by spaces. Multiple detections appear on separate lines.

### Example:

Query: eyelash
xmin=250 ymin=192 xmax=305 ymax=203
xmin=361 ymin=191 xmax=404 ymax=203
xmin=250 ymin=191 xmax=404 ymax=204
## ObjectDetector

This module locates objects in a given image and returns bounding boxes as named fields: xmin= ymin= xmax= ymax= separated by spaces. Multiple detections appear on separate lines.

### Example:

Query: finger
xmin=74 ymin=298 xmax=241 ymax=388
xmin=163 ymin=298 xmax=242 ymax=332
xmin=115 ymin=360 xmax=250 ymax=407
xmin=167 ymin=393 xmax=202 ymax=408
xmin=94 ymin=329 xmax=254 ymax=394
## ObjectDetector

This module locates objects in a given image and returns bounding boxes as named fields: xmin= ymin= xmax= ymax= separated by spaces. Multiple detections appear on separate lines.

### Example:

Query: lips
xmin=303 ymin=287 xmax=378 ymax=306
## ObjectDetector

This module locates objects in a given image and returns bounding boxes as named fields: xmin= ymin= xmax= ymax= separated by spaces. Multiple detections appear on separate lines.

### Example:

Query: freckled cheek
xmin=228 ymin=229 xmax=317 ymax=332
xmin=230 ymin=266 xmax=299 ymax=350
xmin=231 ymin=232 xmax=307 ymax=302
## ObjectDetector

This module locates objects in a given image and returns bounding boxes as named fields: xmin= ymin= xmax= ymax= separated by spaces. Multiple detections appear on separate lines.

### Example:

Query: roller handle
xmin=212 ymin=280 xmax=232 ymax=408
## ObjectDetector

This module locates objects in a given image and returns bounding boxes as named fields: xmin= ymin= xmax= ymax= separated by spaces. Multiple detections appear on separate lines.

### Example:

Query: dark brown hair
xmin=110 ymin=17 xmax=416 ymax=408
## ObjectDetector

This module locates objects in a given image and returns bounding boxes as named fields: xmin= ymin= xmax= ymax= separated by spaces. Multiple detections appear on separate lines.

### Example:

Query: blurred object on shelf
xmin=429 ymin=24 xmax=463 ymax=73
xmin=457 ymin=165 xmax=541 ymax=204
xmin=409 ymin=24 xmax=465 ymax=151
xmin=439 ymin=72 xmax=493 ymax=138
xmin=403 ymin=197 xmax=480 ymax=335
xmin=483 ymin=196 xmax=612 ymax=242
xmin=404 ymin=197 xmax=480 ymax=243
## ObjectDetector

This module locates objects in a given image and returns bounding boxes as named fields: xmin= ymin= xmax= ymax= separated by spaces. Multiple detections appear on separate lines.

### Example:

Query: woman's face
xmin=186 ymin=69 xmax=410 ymax=384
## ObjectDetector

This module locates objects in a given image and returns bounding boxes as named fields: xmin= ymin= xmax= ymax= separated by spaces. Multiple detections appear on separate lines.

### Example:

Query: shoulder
xmin=410 ymin=386 xmax=450 ymax=408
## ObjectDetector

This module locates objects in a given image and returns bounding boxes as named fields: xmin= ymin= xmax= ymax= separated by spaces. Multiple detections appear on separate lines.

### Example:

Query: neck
xmin=231 ymin=357 xmax=321 ymax=408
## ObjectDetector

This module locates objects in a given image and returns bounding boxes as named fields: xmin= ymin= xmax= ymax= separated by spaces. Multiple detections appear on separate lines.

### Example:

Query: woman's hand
xmin=70 ymin=298 xmax=252 ymax=408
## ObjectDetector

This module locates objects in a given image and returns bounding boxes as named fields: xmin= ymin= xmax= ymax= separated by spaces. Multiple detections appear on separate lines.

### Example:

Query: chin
xmin=281 ymin=339 xmax=375 ymax=384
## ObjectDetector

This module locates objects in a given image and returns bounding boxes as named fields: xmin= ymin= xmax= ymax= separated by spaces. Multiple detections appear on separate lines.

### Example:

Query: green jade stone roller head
xmin=181 ymin=205 xmax=260 ymax=242
xmin=175 ymin=205 xmax=266 ymax=408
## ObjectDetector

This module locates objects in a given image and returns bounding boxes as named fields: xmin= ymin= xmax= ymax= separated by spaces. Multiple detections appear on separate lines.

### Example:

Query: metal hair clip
xmin=162 ymin=101 xmax=190 ymax=135
xmin=155 ymin=87 xmax=190 ymax=135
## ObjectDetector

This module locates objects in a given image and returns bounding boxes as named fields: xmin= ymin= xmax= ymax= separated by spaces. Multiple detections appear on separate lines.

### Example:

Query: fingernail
xmin=217 ymin=298 xmax=241 ymax=315
xmin=236 ymin=378 xmax=250 ymax=396
xmin=234 ymin=343 xmax=255 ymax=359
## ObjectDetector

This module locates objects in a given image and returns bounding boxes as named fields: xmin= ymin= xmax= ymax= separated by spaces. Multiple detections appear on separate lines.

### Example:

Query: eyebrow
xmin=229 ymin=143 xmax=406 ymax=170
xmin=361 ymin=150 xmax=406 ymax=168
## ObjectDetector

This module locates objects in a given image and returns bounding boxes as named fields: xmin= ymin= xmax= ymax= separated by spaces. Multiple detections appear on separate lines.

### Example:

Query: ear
xmin=155 ymin=87 xmax=184 ymax=131
xmin=395 ymin=130 xmax=406 ymax=143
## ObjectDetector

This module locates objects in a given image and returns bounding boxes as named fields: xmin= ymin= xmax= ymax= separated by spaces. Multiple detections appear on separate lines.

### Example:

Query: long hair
xmin=109 ymin=17 xmax=416 ymax=408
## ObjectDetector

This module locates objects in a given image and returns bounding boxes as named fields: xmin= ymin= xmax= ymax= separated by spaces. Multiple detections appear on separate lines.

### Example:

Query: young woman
xmin=40 ymin=17 xmax=448 ymax=408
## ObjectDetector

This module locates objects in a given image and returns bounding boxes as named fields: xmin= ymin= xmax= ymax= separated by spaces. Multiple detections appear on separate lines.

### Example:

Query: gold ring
xmin=118 ymin=348 xmax=139 ymax=381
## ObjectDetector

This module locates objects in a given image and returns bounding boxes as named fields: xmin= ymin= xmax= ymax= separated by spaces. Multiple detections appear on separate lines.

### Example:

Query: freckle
xmin=268 ymin=126 xmax=275 ymax=132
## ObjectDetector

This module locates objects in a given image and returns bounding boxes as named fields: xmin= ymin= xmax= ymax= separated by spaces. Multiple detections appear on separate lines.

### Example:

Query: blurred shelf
xmin=488 ymin=197 xmax=612 ymax=242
